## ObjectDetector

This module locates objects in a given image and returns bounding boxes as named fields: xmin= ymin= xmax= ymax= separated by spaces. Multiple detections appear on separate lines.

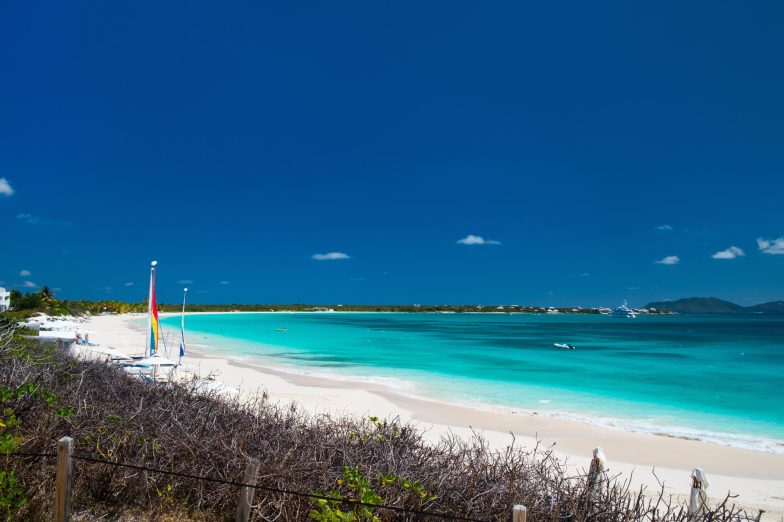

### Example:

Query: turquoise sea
xmin=160 ymin=313 xmax=784 ymax=454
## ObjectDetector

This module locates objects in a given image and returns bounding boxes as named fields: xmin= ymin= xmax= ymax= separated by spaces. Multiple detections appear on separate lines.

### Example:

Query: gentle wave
xmin=163 ymin=315 xmax=784 ymax=455
xmin=385 ymin=387 xmax=784 ymax=455
xmin=195 ymin=333 xmax=784 ymax=454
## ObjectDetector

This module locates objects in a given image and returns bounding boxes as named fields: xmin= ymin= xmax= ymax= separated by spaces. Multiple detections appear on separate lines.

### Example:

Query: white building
xmin=0 ymin=288 xmax=10 ymax=312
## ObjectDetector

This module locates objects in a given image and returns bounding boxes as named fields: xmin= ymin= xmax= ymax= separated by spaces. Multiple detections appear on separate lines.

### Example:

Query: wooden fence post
xmin=55 ymin=436 xmax=74 ymax=522
xmin=512 ymin=504 xmax=527 ymax=522
xmin=235 ymin=458 xmax=260 ymax=522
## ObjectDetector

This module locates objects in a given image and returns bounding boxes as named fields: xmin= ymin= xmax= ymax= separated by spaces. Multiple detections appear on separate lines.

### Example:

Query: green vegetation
xmin=6 ymin=287 xmax=628 ymax=317
xmin=309 ymin=460 xmax=438 ymax=521
xmin=310 ymin=466 xmax=383 ymax=522
xmin=0 ymin=471 xmax=26 ymax=522
xmin=5 ymin=287 xmax=71 ymax=318
xmin=17 ymin=284 xmax=784 ymax=319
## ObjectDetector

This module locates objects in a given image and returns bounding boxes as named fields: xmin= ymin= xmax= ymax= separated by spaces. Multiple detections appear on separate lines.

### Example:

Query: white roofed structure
xmin=0 ymin=288 xmax=9 ymax=312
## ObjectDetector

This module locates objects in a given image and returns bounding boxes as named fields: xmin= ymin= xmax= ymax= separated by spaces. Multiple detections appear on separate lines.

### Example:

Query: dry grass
xmin=0 ymin=318 xmax=762 ymax=521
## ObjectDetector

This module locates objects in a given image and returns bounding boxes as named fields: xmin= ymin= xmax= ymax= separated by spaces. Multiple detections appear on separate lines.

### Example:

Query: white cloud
xmin=178 ymin=279 xmax=193 ymax=284
xmin=0 ymin=178 xmax=13 ymax=196
xmin=312 ymin=252 xmax=351 ymax=261
xmin=456 ymin=234 xmax=501 ymax=245
xmin=220 ymin=281 xmax=230 ymax=285
xmin=124 ymin=281 xmax=134 ymax=287
xmin=654 ymin=255 xmax=680 ymax=265
xmin=22 ymin=281 xmax=37 ymax=288
xmin=19 ymin=270 xmax=31 ymax=277
xmin=16 ymin=213 xmax=68 ymax=226
xmin=711 ymin=246 xmax=745 ymax=259
xmin=757 ymin=237 xmax=784 ymax=255
xmin=655 ymin=224 xmax=673 ymax=231
xmin=17 ymin=213 xmax=42 ymax=224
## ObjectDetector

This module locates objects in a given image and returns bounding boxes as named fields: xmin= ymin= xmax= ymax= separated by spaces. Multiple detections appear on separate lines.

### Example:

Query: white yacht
xmin=611 ymin=301 xmax=638 ymax=318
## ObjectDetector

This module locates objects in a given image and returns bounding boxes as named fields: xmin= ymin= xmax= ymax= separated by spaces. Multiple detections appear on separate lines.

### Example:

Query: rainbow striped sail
xmin=148 ymin=261 xmax=160 ymax=356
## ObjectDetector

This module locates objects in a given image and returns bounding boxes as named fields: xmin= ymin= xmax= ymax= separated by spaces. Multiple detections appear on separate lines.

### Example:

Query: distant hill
xmin=745 ymin=301 xmax=784 ymax=314
xmin=645 ymin=297 xmax=784 ymax=314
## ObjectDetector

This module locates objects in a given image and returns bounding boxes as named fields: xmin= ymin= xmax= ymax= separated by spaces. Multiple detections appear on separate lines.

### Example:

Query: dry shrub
xmin=0 ymin=319 xmax=762 ymax=521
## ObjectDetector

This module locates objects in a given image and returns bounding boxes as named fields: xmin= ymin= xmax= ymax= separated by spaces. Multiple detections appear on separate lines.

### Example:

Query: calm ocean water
xmin=160 ymin=312 xmax=784 ymax=453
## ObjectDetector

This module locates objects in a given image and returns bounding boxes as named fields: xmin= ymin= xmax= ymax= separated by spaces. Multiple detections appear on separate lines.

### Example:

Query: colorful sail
xmin=148 ymin=263 xmax=159 ymax=356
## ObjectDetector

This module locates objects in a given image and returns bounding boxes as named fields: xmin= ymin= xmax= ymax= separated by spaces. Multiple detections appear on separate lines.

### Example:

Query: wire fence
xmin=8 ymin=450 xmax=495 ymax=521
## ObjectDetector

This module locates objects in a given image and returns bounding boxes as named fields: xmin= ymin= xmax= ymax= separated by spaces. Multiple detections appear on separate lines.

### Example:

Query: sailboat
xmin=135 ymin=261 xmax=188 ymax=381
xmin=179 ymin=287 xmax=187 ymax=364
xmin=146 ymin=260 xmax=160 ymax=358
xmin=142 ymin=260 xmax=180 ymax=380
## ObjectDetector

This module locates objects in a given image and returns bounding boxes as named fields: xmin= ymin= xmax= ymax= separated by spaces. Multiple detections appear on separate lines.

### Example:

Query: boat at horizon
xmin=612 ymin=301 xmax=638 ymax=318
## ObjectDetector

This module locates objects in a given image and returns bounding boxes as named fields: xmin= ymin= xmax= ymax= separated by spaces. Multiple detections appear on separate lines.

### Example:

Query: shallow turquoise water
xmin=160 ymin=313 xmax=784 ymax=453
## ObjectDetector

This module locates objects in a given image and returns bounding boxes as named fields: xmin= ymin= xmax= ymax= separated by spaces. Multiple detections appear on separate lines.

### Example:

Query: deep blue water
xmin=161 ymin=312 xmax=784 ymax=453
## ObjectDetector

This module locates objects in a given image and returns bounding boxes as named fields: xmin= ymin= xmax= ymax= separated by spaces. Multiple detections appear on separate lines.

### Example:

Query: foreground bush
xmin=0 ymin=317 xmax=761 ymax=521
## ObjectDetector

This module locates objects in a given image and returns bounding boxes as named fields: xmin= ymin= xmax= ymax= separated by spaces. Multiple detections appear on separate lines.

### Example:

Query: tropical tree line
xmin=7 ymin=288 xmax=638 ymax=317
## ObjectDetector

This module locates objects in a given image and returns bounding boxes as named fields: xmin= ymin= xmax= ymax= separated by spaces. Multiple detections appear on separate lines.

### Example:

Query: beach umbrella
xmin=133 ymin=356 xmax=177 ymax=366
xmin=587 ymin=447 xmax=608 ymax=503
xmin=38 ymin=331 xmax=77 ymax=340
xmin=688 ymin=468 xmax=710 ymax=521
xmin=81 ymin=345 xmax=132 ymax=360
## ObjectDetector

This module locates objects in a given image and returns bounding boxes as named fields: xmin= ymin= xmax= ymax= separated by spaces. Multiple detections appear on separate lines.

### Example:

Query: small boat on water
xmin=275 ymin=327 xmax=287 ymax=332
xmin=554 ymin=343 xmax=575 ymax=350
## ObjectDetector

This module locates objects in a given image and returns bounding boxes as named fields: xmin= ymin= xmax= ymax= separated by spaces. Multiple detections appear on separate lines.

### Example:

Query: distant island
xmin=5 ymin=288 xmax=783 ymax=318
xmin=644 ymin=297 xmax=784 ymax=315
xmin=6 ymin=287 xmax=666 ymax=317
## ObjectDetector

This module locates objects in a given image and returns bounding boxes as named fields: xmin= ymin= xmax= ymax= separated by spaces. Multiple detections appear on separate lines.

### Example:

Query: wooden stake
xmin=55 ymin=436 xmax=74 ymax=522
xmin=235 ymin=458 xmax=260 ymax=522
xmin=512 ymin=504 xmax=527 ymax=522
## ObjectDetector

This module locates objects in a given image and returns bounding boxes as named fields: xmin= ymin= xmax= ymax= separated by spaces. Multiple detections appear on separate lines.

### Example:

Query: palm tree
xmin=38 ymin=286 xmax=54 ymax=303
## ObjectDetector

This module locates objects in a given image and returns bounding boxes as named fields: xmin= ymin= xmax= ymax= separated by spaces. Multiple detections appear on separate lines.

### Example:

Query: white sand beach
xmin=85 ymin=313 xmax=784 ymax=518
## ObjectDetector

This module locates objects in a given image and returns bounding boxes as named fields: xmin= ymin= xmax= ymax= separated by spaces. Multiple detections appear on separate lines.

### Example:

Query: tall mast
xmin=179 ymin=287 xmax=188 ymax=365
xmin=146 ymin=261 xmax=156 ymax=356
xmin=148 ymin=260 xmax=158 ymax=357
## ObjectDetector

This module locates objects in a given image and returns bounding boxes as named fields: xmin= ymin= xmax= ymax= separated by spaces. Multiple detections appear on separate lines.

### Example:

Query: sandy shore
xmin=85 ymin=313 xmax=784 ymax=518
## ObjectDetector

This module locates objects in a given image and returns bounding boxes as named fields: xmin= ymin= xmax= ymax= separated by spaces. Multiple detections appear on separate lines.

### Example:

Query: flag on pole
xmin=149 ymin=265 xmax=159 ymax=356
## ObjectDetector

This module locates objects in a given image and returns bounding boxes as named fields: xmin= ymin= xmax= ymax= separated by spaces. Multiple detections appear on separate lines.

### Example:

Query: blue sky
xmin=1 ymin=1 xmax=783 ymax=306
